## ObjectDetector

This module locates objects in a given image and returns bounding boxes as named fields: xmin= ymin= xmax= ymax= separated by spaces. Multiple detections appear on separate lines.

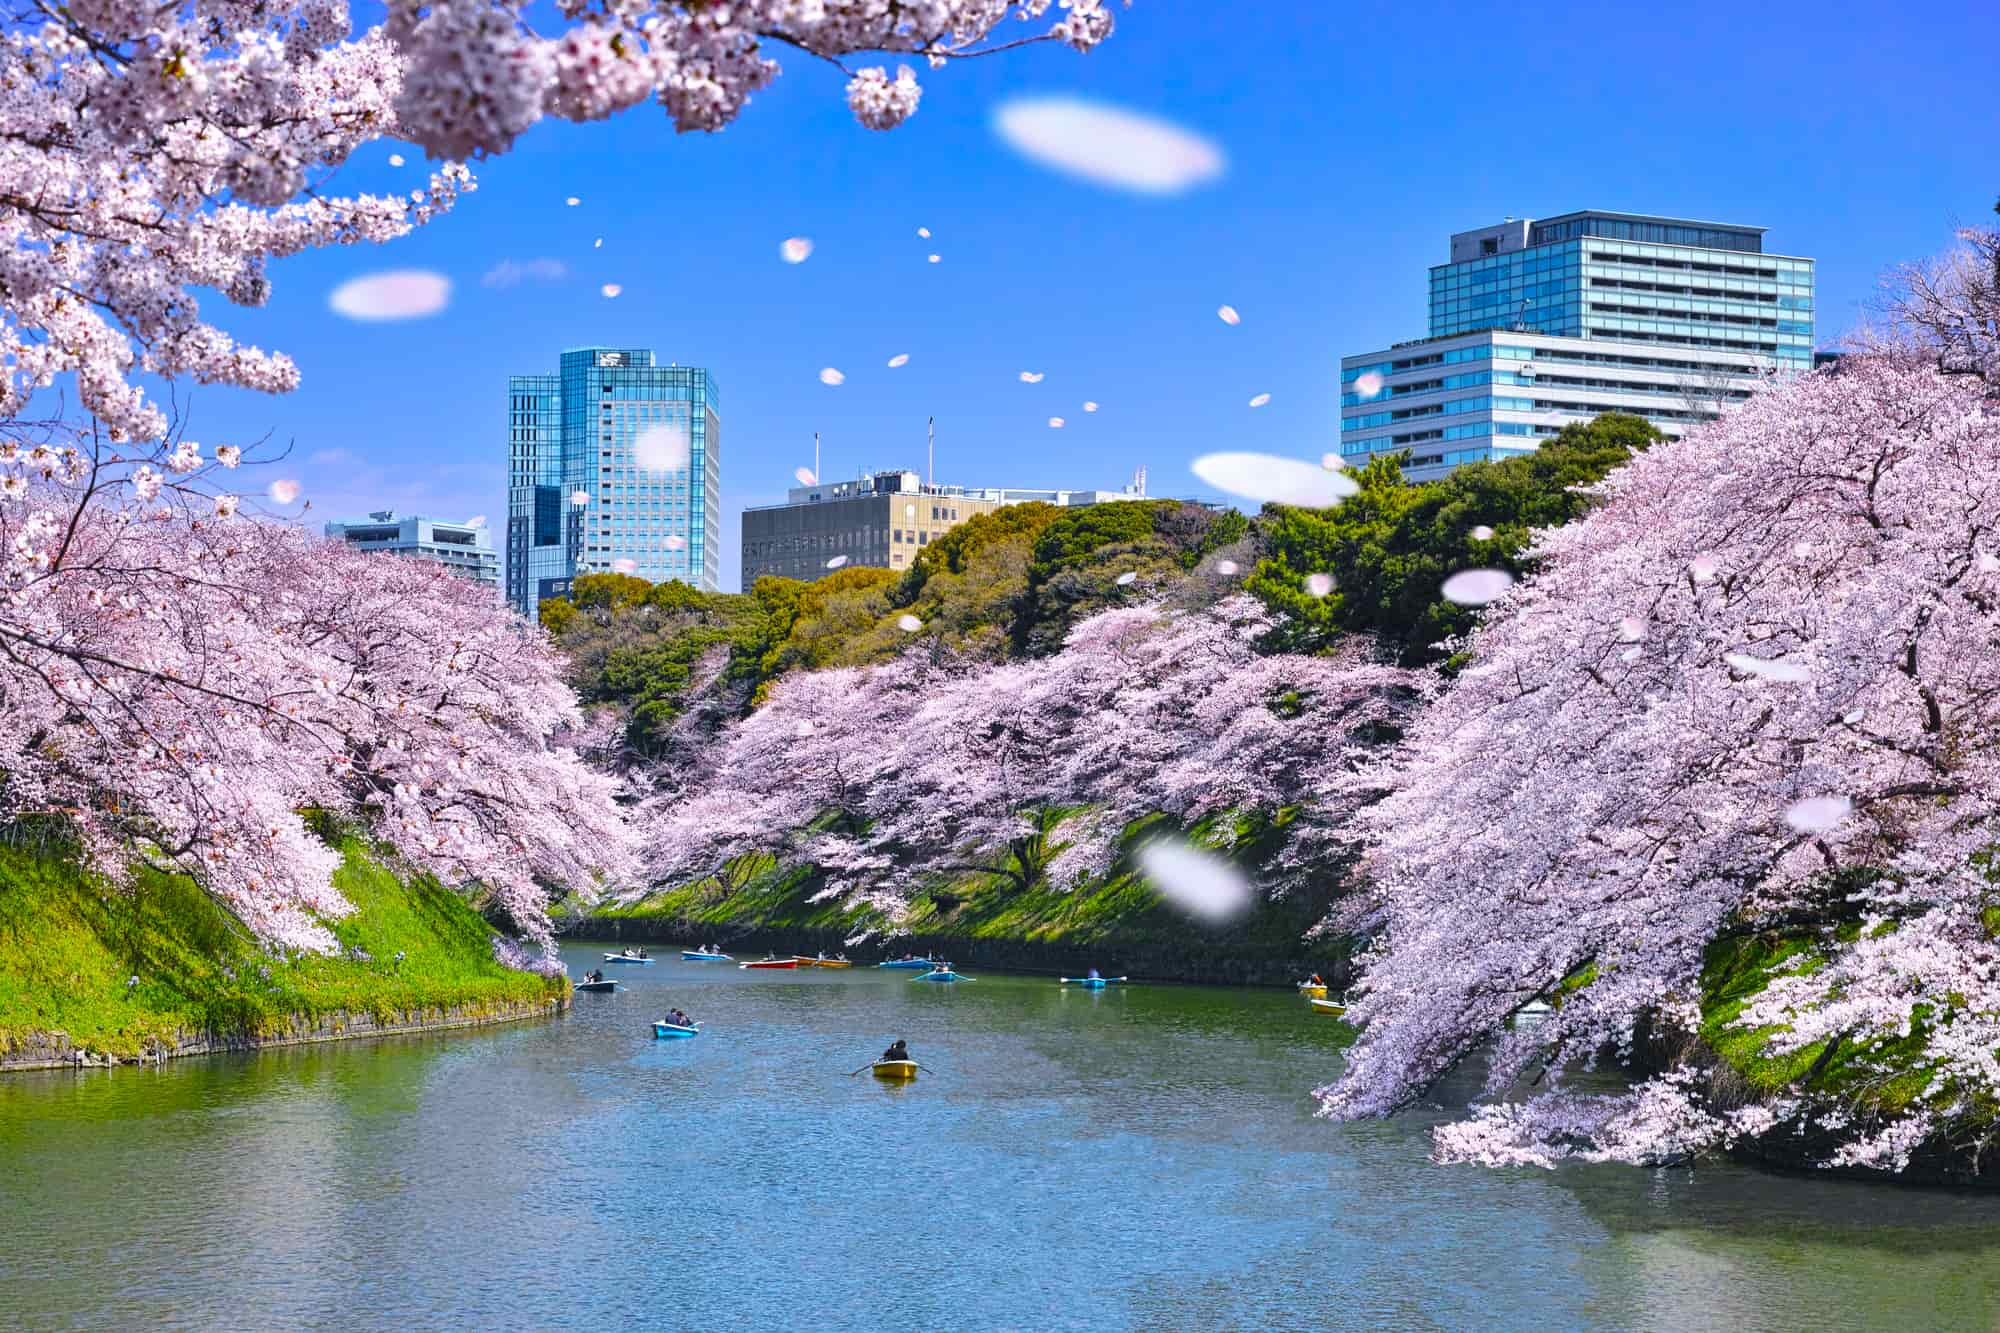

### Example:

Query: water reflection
xmin=0 ymin=946 xmax=1996 ymax=1330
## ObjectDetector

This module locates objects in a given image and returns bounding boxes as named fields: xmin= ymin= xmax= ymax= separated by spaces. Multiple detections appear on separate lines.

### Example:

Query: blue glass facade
xmin=1428 ymin=212 xmax=1814 ymax=372
xmin=505 ymin=348 xmax=720 ymax=617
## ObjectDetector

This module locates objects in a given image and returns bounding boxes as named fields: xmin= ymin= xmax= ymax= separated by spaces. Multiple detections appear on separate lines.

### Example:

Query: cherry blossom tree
xmin=641 ymin=596 xmax=1425 ymax=919
xmin=4 ymin=0 xmax=1120 ymax=439
xmin=0 ymin=419 xmax=634 ymax=956
xmin=1318 ymin=352 xmax=2000 ymax=1173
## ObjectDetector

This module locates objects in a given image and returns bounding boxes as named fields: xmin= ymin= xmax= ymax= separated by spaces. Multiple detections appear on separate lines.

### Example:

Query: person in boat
xmin=930 ymin=961 xmax=949 ymax=973
xmin=880 ymin=1038 xmax=910 ymax=1063
xmin=1087 ymin=968 xmax=1101 ymax=980
xmin=1307 ymin=973 xmax=1324 ymax=988
xmin=638 ymin=947 xmax=648 ymax=959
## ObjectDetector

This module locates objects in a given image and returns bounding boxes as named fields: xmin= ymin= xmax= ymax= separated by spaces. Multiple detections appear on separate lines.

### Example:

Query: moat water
xmin=5 ymin=942 xmax=2000 ymax=1329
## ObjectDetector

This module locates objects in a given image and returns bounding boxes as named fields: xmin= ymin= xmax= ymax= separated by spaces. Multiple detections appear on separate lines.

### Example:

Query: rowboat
xmin=794 ymin=955 xmax=854 ymax=969
xmin=872 ymin=1059 xmax=919 ymax=1080
xmin=574 ymin=978 xmax=619 ymax=993
xmin=1309 ymin=997 xmax=1347 ymax=1018
xmin=1061 ymin=975 xmax=1128 ymax=988
xmin=877 ymin=958 xmax=936 ymax=970
xmin=913 ymin=970 xmax=972 ymax=983
xmin=740 ymin=957 xmax=798 ymax=970
xmin=653 ymin=1020 xmax=701 ymax=1039
xmin=1298 ymin=982 xmax=1329 ymax=999
xmin=603 ymin=952 xmax=655 ymax=965
xmin=681 ymin=950 xmax=733 ymax=962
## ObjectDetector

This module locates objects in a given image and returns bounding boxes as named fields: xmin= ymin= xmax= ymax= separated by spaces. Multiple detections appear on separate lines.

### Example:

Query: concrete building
xmin=1342 ymin=209 xmax=1815 ymax=481
xmin=506 ymin=347 xmax=720 ymax=617
xmin=324 ymin=511 xmax=500 ymax=592
xmin=740 ymin=467 xmax=1145 ymax=587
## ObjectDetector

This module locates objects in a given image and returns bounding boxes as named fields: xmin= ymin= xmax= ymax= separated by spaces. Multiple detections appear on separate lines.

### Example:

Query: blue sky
xmin=172 ymin=0 xmax=1998 ymax=590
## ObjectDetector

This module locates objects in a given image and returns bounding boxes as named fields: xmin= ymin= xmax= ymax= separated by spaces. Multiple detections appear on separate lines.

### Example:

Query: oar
xmin=1060 ymin=976 xmax=1128 ymax=984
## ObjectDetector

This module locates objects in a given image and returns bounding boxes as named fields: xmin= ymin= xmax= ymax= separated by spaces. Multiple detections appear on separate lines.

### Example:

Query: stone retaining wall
xmin=1 ymin=993 xmax=569 ymax=1073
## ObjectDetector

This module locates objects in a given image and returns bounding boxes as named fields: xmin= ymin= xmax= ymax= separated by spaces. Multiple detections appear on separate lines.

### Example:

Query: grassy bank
xmin=0 ymin=833 xmax=564 ymax=1061
xmin=584 ymin=845 xmax=1351 ymax=974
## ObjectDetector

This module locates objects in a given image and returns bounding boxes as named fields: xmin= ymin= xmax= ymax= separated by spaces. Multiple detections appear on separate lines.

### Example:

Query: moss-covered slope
xmin=0 ymin=834 xmax=563 ymax=1060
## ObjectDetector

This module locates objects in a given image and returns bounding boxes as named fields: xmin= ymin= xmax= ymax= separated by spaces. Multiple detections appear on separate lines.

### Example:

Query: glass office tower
xmin=505 ymin=348 xmax=720 ymax=617
xmin=1426 ymin=211 xmax=1814 ymax=371
xmin=1340 ymin=210 xmax=1815 ymax=481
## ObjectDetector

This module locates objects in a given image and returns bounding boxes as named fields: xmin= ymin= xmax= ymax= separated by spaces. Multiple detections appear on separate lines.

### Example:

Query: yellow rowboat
xmin=794 ymin=956 xmax=855 ymax=969
xmin=1298 ymin=983 xmax=1328 ymax=999
xmin=872 ymin=1059 xmax=919 ymax=1081
xmin=1309 ymin=998 xmax=1347 ymax=1018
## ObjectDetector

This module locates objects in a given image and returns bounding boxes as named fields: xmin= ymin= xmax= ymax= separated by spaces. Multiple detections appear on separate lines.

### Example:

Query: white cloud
xmin=307 ymin=448 xmax=353 ymax=467
xmin=481 ymin=258 xmax=569 ymax=289
xmin=328 ymin=270 xmax=451 ymax=321
xmin=992 ymin=96 xmax=1225 ymax=195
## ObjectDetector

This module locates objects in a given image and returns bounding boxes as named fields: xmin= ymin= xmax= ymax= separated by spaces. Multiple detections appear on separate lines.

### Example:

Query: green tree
xmin=1250 ymin=413 xmax=1663 ymax=665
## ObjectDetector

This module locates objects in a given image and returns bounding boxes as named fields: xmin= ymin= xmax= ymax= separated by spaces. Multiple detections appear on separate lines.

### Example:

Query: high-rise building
xmin=740 ymin=467 xmax=1143 ymax=587
xmin=325 ymin=511 xmax=499 ymax=593
xmin=1341 ymin=210 xmax=1815 ymax=481
xmin=506 ymin=347 xmax=720 ymax=617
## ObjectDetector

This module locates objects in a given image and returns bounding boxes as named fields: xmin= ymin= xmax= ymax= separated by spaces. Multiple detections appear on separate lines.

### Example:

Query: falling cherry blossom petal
xmin=1217 ymin=305 xmax=1240 ymax=325
xmin=1019 ymin=371 xmax=1044 ymax=383
xmin=780 ymin=237 xmax=813 ymax=264
xmin=1470 ymin=525 xmax=1495 ymax=541
xmin=917 ymin=227 xmax=931 ymax=239
xmin=1215 ymin=560 xmax=1239 ymax=576
xmin=612 ymin=558 xmax=638 ymax=574
xmin=927 ymin=254 xmax=941 ymax=264
xmin=466 ymin=516 xmax=487 ymax=529
xmin=665 ymin=535 xmax=687 ymax=551
xmin=1192 ymin=452 xmax=1358 ymax=507
xmin=897 ymin=614 xmax=923 ymax=632
xmin=1616 ymin=617 xmax=1647 ymax=642
xmin=826 ymin=555 xmax=849 ymax=570
xmin=1248 ymin=393 xmax=1271 ymax=408
xmin=570 ymin=489 xmax=590 ymax=506
xmin=1724 ymin=652 xmax=1812 ymax=683
xmin=1785 ymin=795 xmax=1852 ymax=834
xmin=1689 ymin=556 xmax=1719 ymax=583
xmin=992 ymin=98 xmax=1227 ymax=196
xmin=1084 ymin=402 xmax=1099 ymax=413
xmin=1440 ymin=569 xmax=1514 ymax=606
xmin=594 ymin=238 xmax=603 ymax=248
xmin=388 ymin=153 xmax=405 ymax=167
xmin=1114 ymin=571 xmax=1137 ymax=586
xmin=819 ymin=367 xmax=846 ymax=386
xmin=1049 ymin=417 xmax=1065 ymax=429
xmin=566 ymin=196 xmax=581 ymax=206
xmin=600 ymin=283 xmax=622 ymax=299
xmin=1305 ymin=573 xmax=1334 ymax=598
xmin=1135 ymin=839 xmax=1252 ymax=923
xmin=1354 ymin=372 xmax=1385 ymax=399
xmin=887 ymin=354 xmax=910 ymax=368
xmin=268 ymin=479 xmax=301 ymax=504
xmin=329 ymin=271 xmax=450 ymax=321
xmin=634 ymin=423 xmax=691 ymax=472
xmin=795 ymin=467 xmax=817 ymax=486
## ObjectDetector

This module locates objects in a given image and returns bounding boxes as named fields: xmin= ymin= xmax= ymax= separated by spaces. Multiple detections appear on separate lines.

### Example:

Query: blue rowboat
xmin=681 ymin=951 xmax=734 ymax=962
xmin=913 ymin=971 xmax=973 ymax=983
xmin=603 ymin=953 xmax=655 ymax=965
xmin=653 ymin=1020 xmax=701 ymax=1039
xmin=877 ymin=958 xmax=936 ymax=970
xmin=1060 ymin=975 xmax=1127 ymax=988
xmin=1078 ymin=978 xmax=1105 ymax=989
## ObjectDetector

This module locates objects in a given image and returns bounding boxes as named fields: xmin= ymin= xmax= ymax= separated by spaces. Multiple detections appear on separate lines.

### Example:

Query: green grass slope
xmin=0 ymin=834 xmax=563 ymax=1060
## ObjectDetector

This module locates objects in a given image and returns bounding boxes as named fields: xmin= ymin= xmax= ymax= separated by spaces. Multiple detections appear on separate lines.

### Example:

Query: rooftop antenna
xmin=814 ymin=431 xmax=820 ymax=486
xmin=927 ymin=416 xmax=935 ymax=488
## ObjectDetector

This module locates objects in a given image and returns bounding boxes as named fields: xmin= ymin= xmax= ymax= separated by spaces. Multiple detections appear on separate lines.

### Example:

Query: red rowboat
xmin=739 ymin=957 xmax=798 ymax=970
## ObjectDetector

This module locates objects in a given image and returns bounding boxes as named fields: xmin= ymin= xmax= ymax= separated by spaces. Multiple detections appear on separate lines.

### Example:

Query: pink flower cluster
xmin=1318 ymin=353 xmax=2000 ymax=1171
xmin=641 ymin=595 xmax=1423 ymax=919
xmin=0 ymin=424 xmax=635 ymax=958
xmin=5 ymin=0 xmax=1117 ymax=445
